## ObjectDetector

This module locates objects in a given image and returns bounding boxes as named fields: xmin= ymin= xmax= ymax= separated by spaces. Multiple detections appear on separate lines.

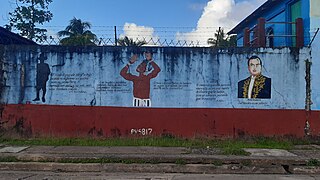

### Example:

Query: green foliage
xmin=175 ymin=159 xmax=187 ymax=165
xmin=59 ymin=35 xmax=96 ymax=46
xmin=307 ymin=159 xmax=320 ymax=166
xmin=117 ymin=36 xmax=147 ymax=47
xmin=57 ymin=158 xmax=147 ymax=164
xmin=6 ymin=0 xmax=53 ymax=42
xmin=207 ymin=28 xmax=237 ymax=47
xmin=58 ymin=17 xmax=97 ymax=46
xmin=211 ymin=160 xmax=223 ymax=166
xmin=240 ymin=159 xmax=252 ymax=166
xmin=222 ymin=147 xmax=250 ymax=156
xmin=250 ymin=136 xmax=293 ymax=149
xmin=0 ymin=156 xmax=19 ymax=162
xmin=0 ymin=136 xmax=296 ymax=153
xmin=0 ymin=156 xmax=150 ymax=164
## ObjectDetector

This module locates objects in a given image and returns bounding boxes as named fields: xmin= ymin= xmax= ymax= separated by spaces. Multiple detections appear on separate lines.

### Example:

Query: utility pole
xmin=216 ymin=27 xmax=221 ymax=47
xmin=114 ymin=26 xmax=118 ymax=46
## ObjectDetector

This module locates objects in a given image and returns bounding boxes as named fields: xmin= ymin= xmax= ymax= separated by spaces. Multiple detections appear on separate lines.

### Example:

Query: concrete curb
xmin=1 ymin=145 xmax=320 ymax=174
xmin=0 ymin=154 xmax=318 ymax=174
xmin=0 ymin=162 xmax=288 ymax=174
xmin=0 ymin=153 xmax=308 ymax=166
xmin=291 ymin=166 xmax=320 ymax=174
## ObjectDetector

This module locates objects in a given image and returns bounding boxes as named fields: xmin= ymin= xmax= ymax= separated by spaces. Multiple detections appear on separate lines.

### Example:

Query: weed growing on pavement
xmin=211 ymin=160 xmax=223 ymax=166
xmin=307 ymin=159 xmax=320 ymax=166
xmin=149 ymin=159 xmax=160 ymax=164
xmin=0 ymin=137 xmax=205 ymax=147
xmin=240 ymin=159 xmax=252 ymax=166
xmin=175 ymin=159 xmax=187 ymax=165
xmin=0 ymin=156 xmax=19 ymax=162
xmin=222 ymin=147 xmax=250 ymax=156
xmin=208 ymin=137 xmax=293 ymax=151
xmin=56 ymin=158 xmax=147 ymax=164
xmin=0 ymin=135 xmax=312 ymax=156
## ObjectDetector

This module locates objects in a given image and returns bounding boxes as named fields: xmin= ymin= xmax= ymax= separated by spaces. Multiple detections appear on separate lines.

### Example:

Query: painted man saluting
xmin=120 ymin=51 xmax=161 ymax=107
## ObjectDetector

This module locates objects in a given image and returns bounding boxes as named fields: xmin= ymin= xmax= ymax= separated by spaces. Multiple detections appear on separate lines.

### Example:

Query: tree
xmin=227 ymin=35 xmax=237 ymax=47
xmin=117 ymin=36 xmax=147 ymax=47
xmin=207 ymin=28 xmax=237 ymax=47
xmin=58 ymin=17 xmax=97 ymax=46
xmin=6 ymin=0 xmax=53 ymax=42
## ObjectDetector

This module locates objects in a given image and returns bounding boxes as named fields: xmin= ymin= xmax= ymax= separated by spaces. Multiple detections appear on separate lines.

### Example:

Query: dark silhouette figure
xmin=33 ymin=53 xmax=51 ymax=102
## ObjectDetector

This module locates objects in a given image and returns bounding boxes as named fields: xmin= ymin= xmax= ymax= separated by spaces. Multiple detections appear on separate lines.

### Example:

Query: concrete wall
xmin=310 ymin=1 xmax=320 ymax=110
xmin=0 ymin=46 xmax=309 ymax=109
xmin=1 ymin=45 xmax=319 ymax=138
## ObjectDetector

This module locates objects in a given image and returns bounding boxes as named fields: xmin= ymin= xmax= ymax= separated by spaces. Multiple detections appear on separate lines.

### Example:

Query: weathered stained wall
xmin=0 ymin=46 xmax=309 ymax=109
xmin=0 ymin=45 xmax=319 ymax=138
xmin=3 ymin=105 xmax=319 ymax=138
xmin=310 ymin=2 xmax=320 ymax=111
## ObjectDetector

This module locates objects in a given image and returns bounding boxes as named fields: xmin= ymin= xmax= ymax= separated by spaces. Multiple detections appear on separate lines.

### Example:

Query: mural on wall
xmin=33 ymin=53 xmax=51 ymax=103
xmin=120 ymin=50 xmax=161 ymax=107
xmin=0 ymin=47 xmax=309 ymax=109
xmin=238 ymin=56 xmax=271 ymax=99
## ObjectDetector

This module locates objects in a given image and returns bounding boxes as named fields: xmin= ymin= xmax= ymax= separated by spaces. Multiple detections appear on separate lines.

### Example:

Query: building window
xmin=266 ymin=27 xmax=274 ymax=48
xmin=289 ymin=0 xmax=301 ymax=46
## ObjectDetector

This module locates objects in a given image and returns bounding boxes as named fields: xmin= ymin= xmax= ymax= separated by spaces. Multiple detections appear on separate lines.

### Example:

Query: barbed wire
xmin=39 ymin=26 xmax=223 ymax=47
xmin=42 ymin=35 xmax=207 ymax=47
xmin=38 ymin=25 xmax=318 ymax=47
xmin=41 ymin=25 xmax=231 ymax=29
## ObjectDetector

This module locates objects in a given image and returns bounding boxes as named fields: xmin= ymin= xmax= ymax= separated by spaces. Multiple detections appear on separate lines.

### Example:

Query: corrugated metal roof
xmin=228 ymin=0 xmax=282 ymax=34
xmin=0 ymin=26 xmax=37 ymax=45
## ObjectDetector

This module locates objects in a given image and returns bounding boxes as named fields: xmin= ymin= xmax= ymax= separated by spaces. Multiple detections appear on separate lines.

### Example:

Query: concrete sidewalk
xmin=0 ymin=145 xmax=320 ymax=174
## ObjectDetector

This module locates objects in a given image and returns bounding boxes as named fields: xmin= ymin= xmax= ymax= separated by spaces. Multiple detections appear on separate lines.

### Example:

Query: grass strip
xmin=0 ymin=136 xmax=297 ymax=149
xmin=1 ymin=136 xmax=313 ymax=156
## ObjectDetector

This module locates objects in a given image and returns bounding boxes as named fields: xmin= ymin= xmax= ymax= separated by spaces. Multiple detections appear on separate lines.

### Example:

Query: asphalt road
xmin=1 ymin=171 xmax=320 ymax=180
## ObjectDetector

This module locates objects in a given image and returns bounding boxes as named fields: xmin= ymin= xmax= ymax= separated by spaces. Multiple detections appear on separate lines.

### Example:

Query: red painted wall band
xmin=1 ymin=104 xmax=319 ymax=137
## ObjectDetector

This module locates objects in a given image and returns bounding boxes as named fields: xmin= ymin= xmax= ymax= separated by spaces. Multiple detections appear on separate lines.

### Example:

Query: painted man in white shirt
xmin=238 ymin=56 xmax=271 ymax=99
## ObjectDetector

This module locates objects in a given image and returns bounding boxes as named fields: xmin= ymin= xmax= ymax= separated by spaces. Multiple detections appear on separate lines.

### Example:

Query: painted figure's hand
xmin=129 ymin=54 xmax=138 ymax=64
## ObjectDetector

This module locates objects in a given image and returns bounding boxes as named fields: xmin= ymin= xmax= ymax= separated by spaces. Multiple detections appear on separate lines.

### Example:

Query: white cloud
xmin=188 ymin=3 xmax=206 ymax=11
xmin=120 ymin=23 xmax=159 ymax=46
xmin=176 ymin=0 xmax=267 ymax=46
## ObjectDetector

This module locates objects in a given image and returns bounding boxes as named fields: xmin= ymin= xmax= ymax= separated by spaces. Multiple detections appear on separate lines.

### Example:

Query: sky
xmin=0 ymin=0 xmax=267 ymax=46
